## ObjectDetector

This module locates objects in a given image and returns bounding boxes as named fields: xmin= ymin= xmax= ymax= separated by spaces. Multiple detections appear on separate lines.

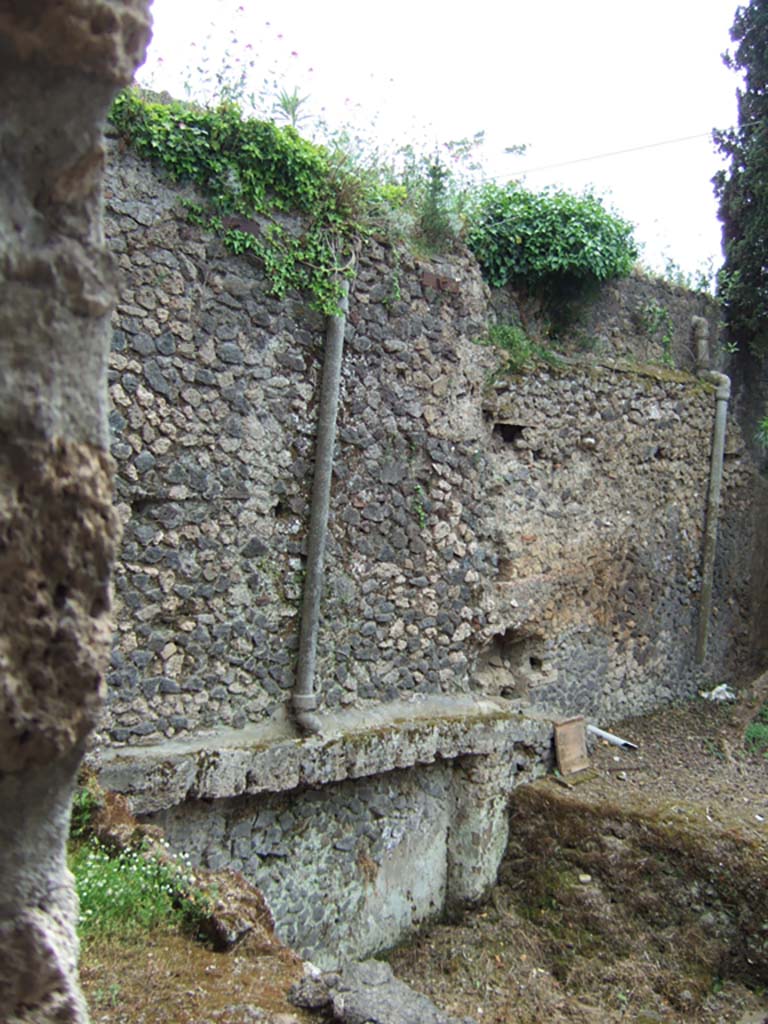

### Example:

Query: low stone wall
xmin=97 ymin=696 xmax=552 ymax=963
xmin=151 ymin=767 xmax=453 ymax=965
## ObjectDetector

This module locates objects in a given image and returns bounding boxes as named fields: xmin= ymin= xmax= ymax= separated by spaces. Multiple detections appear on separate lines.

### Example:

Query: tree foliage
xmin=713 ymin=0 xmax=768 ymax=353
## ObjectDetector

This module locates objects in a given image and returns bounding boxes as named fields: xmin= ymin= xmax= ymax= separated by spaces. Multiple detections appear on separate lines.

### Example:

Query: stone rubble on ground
xmin=290 ymin=959 xmax=477 ymax=1024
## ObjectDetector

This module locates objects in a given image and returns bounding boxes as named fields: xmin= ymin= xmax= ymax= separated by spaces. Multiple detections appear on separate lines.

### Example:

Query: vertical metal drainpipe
xmin=292 ymin=281 xmax=350 ymax=734
xmin=693 ymin=316 xmax=732 ymax=665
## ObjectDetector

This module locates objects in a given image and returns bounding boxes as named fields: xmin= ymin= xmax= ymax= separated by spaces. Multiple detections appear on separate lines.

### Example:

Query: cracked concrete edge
xmin=94 ymin=698 xmax=556 ymax=814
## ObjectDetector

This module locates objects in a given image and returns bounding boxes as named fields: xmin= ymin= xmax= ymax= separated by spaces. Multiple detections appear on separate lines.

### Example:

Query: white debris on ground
xmin=699 ymin=683 xmax=737 ymax=702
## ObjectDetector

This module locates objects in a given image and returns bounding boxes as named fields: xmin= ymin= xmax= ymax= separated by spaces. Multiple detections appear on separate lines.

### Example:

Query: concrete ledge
xmin=95 ymin=696 xmax=554 ymax=814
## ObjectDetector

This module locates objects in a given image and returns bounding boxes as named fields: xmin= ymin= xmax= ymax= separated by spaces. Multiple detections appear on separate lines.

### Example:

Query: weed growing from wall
xmin=419 ymin=160 xmax=454 ymax=249
xmin=476 ymin=323 xmax=562 ymax=374
xmin=389 ymin=135 xmax=499 ymax=253
xmin=412 ymin=484 xmax=428 ymax=529
xmin=636 ymin=299 xmax=675 ymax=367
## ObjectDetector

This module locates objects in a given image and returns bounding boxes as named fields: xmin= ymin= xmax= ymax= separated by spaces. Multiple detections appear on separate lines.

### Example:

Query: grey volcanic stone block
xmin=324 ymin=960 xmax=475 ymax=1024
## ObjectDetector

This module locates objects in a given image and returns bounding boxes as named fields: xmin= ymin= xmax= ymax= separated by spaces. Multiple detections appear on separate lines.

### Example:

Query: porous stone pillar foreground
xmin=0 ymin=4 xmax=151 ymax=1021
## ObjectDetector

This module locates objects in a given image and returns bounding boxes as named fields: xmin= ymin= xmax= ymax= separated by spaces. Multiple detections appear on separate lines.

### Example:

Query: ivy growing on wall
xmin=110 ymin=90 xmax=638 ymax=316
xmin=109 ymin=89 xmax=357 ymax=313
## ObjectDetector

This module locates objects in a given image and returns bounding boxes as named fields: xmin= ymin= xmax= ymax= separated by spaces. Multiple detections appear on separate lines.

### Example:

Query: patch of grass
xmin=70 ymin=838 xmax=214 ymax=942
xmin=744 ymin=701 xmax=768 ymax=755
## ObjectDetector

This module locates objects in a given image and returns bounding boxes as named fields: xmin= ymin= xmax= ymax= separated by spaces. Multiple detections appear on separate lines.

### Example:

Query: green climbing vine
xmin=109 ymin=89 xmax=357 ymax=313
xmin=109 ymin=90 xmax=639 ymax=315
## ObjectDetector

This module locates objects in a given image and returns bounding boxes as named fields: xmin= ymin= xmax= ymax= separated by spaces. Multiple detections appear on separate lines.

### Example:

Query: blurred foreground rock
xmin=0 ymin=3 xmax=151 ymax=1020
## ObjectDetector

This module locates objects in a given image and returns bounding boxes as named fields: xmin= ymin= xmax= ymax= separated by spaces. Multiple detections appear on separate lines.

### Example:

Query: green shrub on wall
xmin=466 ymin=183 xmax=638 ymax=291
xmin=475 ymin=323 xmax=562 ymax=374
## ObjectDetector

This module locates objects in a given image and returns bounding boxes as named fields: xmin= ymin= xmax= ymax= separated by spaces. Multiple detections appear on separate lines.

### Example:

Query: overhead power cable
xmin=512 ymin=120 xmax=762 ymax=176
xmin=516 ymin=132 xmax=713 ymax=175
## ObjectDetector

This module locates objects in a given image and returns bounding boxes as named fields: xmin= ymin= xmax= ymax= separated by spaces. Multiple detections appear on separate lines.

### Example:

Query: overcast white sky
xmin=138 ymin=0 xmax=742 ymax=279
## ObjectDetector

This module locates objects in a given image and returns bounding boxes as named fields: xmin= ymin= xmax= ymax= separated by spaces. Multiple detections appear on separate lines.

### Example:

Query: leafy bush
xmin=466 ymin=183 xmax=637 ymax=291
xmin=70 ymin=838 xmax=213 ymax=941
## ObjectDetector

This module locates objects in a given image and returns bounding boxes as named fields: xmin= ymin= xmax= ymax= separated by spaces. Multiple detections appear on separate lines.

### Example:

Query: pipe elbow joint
xmin=699 ymin=369 xmax=731 ymax=401
xmin=293 ymin=692 xmax=322 ymax=735
xmin=295 ymin=711 xmax=323 ymax=735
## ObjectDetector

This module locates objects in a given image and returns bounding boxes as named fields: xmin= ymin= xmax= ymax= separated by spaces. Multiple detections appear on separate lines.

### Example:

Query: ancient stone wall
xmin=101 ymin=141 xmax=758 ymax=747
xmin=490 ymin=269 xmax=724 ymax=369
xmin=94 ymin=138 xmax=764 ymax=962
xmin=102 ymin=139 xmax=495 ymax=742
xmin=480 ymin=363 xmax=754 ymax=721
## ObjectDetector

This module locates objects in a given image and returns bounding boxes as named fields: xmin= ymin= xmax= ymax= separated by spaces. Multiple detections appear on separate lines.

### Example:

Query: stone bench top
xmin=94 ymin=696 xmax=555 ymax=814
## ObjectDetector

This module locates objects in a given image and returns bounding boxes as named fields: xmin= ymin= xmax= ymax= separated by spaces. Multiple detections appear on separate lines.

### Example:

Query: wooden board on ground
xmin=554 ymin=716 xmax=589 ymax=775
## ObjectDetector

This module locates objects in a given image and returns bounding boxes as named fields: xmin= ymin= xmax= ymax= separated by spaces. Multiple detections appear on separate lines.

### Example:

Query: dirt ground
xmin=390 ymin=683 xmax=768 ymax=1024
xmin=80 ymin=681 xmax=768 ymax=1024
